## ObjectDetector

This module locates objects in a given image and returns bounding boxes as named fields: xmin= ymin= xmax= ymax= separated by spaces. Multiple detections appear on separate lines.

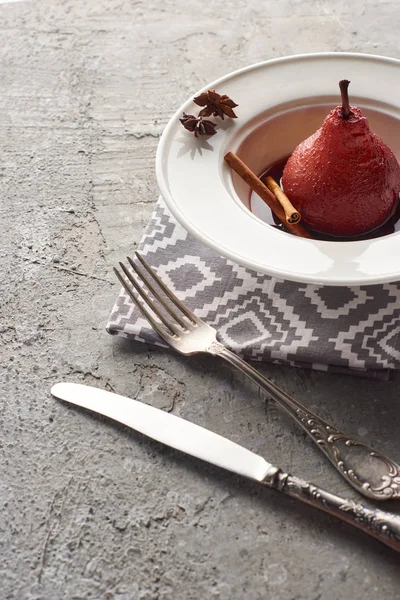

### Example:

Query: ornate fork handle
xmin=209 ymin=341 xmax=400 ymax=501
xmin=262 ymin=466 xmax=400 ymax=553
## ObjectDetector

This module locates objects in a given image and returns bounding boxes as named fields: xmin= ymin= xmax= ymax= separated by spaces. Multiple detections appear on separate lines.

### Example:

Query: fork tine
xmin=114 ymin=267 xmax=172 ymax=343
xmin=135 ymin=252 xmax=198 ymax=324
xmin=127 ymin=256 xmax=190 ymax=330
xmin=119 ymin=262 xmax=182 ymax=337
xmin=117 ymin=263 xmax=183 ymax=337
xmin=118 ymin=262 xmax=183 ymax=337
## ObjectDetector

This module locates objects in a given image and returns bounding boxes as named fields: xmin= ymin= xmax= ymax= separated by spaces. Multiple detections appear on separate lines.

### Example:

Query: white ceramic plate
xmin=156 ymin=53 xmax=400 ymax=286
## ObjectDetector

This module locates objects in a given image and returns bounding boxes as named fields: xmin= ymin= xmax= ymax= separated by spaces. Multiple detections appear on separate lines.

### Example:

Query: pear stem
xmin=339 ymin=79 xmax=351 ymax=119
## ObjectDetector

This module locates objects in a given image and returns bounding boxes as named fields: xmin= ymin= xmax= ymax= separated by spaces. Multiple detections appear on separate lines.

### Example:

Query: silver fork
xmin=114 ymin=252 xmax=400 ymax=501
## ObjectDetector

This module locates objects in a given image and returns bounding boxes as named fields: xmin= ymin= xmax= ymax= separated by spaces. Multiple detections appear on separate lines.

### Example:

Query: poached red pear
xmin=282 ymin=80 xmax=400 ymax=237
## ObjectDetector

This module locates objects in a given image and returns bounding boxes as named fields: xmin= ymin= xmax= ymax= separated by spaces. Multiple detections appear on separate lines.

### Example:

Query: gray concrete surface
xmin=1 ymin=1 xmax=400 ymax=598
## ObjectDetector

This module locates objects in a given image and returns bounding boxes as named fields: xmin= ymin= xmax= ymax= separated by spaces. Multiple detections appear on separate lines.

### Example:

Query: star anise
xmin=180 ymin=113 xmax=217 ymax=137
xmin=193 ymin=89 xmax=238 ymax=120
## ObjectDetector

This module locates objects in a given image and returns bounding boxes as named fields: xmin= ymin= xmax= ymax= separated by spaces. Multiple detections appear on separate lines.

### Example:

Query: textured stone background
xmin=1 ymin=1 xmax=400 ymax=599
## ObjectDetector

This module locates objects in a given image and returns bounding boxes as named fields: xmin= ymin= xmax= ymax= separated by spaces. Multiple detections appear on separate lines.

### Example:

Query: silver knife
xmin=51 ymin=382 xmax=400 ymax=553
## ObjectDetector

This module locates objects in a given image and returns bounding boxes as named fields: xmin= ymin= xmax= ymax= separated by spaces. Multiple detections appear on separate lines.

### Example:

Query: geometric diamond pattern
xmin=107 ymin=198 xmax=400 ymax=379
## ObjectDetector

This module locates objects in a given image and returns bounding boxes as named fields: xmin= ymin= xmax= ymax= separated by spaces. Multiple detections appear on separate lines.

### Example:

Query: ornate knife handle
xmin=262 ymin=466 xmax=400 ymax=553
xmin=210 ymin=343 xmax=400 ymax=501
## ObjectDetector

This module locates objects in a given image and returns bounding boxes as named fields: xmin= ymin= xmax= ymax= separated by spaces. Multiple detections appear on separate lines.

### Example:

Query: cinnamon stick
xmin=265 ymin=176 xmax=301 ymax=224
xmin=224 ymin=152 xmax=312 ymax=239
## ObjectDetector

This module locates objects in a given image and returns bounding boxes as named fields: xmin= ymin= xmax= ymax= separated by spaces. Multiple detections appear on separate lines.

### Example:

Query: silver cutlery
xmin=51 ymin=382 xmax=400 ymax=553
xmin=113 ymin=252 xmax=400 ymax=502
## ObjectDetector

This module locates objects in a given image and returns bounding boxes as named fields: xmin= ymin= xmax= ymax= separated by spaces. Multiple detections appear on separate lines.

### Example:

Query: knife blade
xmin=51 ymin=382 xmax=273 ymax=482
xmin=51 ymin=381 xmax=400 ymax=553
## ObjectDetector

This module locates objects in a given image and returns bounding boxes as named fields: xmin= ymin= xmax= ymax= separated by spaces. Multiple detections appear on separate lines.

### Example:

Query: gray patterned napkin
xmin=107 ymin=198 xmax=400 ymax=379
